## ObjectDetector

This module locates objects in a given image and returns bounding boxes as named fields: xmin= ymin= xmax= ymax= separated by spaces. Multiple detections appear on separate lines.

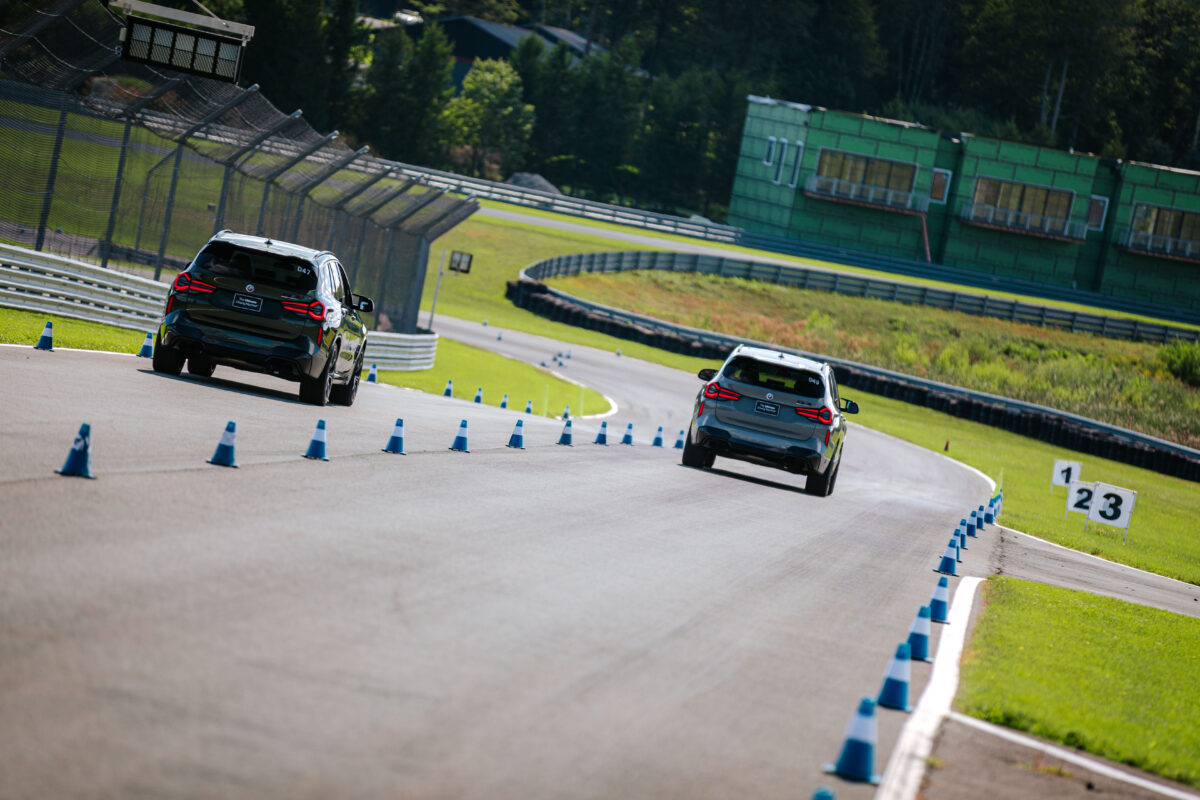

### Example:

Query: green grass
xmin=0 ymin=307 xmax=148 ymax=352
xmin=960 ymin=577 xmax=1200 ymax=788
xmin=549 ymin=270 xmax=1200 ymax=448
xmin=853 ymin=388 xmax=1200 ymax=586
xmin=376 ymin=336 xmax=610 ymax=418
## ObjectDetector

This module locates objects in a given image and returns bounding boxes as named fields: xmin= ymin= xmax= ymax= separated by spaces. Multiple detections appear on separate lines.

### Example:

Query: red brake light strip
xmin=703 ymin=381 xmax=742 ymax=401
xmin=795 ymin=406 xmax=833 ymax=425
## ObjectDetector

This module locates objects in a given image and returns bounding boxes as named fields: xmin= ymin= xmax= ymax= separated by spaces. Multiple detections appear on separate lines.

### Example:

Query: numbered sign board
xmin=1052 ymin=459 xmax=1083 ymax=488
xmin=1066 ymin=480 xmax=1094 ymax=517
xmin=448 ymin=250 xmax=473 ymax=273
xmin=1087 ymin=483 xmax=1137 ymax=530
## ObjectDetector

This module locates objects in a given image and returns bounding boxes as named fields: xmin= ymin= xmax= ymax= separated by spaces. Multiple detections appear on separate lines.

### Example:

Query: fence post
xmin=35 ymin=107 xmax=68 ymax=252
xmin=154 ymin=144 xmax=186 ymax=279
xmin=100 ymin=117 xmax=133 ymax=268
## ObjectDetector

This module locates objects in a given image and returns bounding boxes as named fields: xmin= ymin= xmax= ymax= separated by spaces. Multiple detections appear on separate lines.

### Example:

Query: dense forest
xmin=190 ymin=0 xmax=1200 ymax=221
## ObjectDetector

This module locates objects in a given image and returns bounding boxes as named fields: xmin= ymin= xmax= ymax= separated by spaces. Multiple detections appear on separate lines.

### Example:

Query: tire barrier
xmin=507 ymin=279 xmax=1200 ymax=483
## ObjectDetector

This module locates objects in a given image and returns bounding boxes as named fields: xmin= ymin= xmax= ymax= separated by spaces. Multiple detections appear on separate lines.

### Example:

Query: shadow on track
xmin=679 ymin=463 xmax=808 ymax=495
xmin=137 ymin=369 xmax=309 ymax=405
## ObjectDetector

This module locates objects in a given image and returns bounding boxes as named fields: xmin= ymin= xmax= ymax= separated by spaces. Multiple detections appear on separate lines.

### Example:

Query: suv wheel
xmin=330 ymin=348 xmax=362 ymax=407
xmin=681 ymin=429 xmax=711 ymax=468
xmin=187 ymin=355 xmax=216 ymax=377
xmin=299 ymin=345 xmax=335 ymax=406
xmin=151 ymin=332 xmax=184 ymax=375
xmin=805 ymin=452 xmax=840 ymax=497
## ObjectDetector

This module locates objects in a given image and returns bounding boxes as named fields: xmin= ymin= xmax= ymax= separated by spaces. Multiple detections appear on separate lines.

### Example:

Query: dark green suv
xmin=153 ymin=231 xmax=373 ymax=406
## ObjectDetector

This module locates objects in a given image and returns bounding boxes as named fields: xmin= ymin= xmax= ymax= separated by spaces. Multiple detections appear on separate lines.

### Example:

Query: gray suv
xmin=682 ymin=345 xmax=858 ymax=496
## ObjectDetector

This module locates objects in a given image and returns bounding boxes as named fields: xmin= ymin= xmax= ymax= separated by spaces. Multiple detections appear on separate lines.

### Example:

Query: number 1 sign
xmin=1052 ymin=459 xmax=1083 ymax=491
xmin=1087 ymin=483 xmax=1137 ymax=539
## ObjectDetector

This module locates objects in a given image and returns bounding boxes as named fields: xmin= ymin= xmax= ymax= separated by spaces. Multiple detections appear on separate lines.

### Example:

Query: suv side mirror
xmin=697 ymin=368 xmax=717 ymax=380
xmin=841 ymin=399 xmax=859 ymax=414
xmin=355 ymin=295 xmax=374 ymax=313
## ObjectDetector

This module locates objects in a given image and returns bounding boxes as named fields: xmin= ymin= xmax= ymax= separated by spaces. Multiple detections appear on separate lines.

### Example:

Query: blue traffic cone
xmin=907 ymin=605 xmax=933 ymax=662
xmin=506 ymin=419 xmax=525 ymax=449
xmin=482 ymin=318 xmax=488 ymax=326
xmin=565 ymin=350 xmax=571 ymax=359
xmin=382 ymin=418 xmax=406 ymax=454
xmin=497 ymin=332 xmax=502 ymax=341
xmin=931 ymin=576 xmax=950 ymax=623
xmin=674 ymin=430 xmax=685 ymax=449
xmin=594 ymin=421 xmax=608 ymax=445
xmin=823 ymin=698 xmax=881 ymax=784
xmin=984 ymin=498 xmax=996 ymax=525
xmin=952 ymin=536 xmax=962 ymax=564
xmin=557 ymin=419 xmax=574 ymax=446
xmin=473 ymin=387 xmax=482 ymax=404
xmin=34 ymin=321 xmax=53 ymax=351
xmin=443 ymin=379 xmax=453 ymax=397
xmin=524 ymin=400 xmax=532 ymax=414
xmin=303 ymin=419 xmax=329 ymax=461
xmin=651 ymin=426 xmax=664 ymax=447
xmin=976 ymin=505 xmax=987 ymax=532
xmin=55 ymin=422 xmax=96 ymax=478
xmin=367 ymin=363 xmax=377 ymax=383
xmin=207 ymin=421 xmax=238 ymax=468
xmin=811 ymin=787 xmax=835 ymax=800
xmin=965 ymin=512 xmax=977 ymax=538
xmin=621 ymin=423 xmax=634 ymax=445
xmin=877 ymin=643 xmax=914 ymax=711
xmin=935 ymin=539 xmax=958 ymax=576
xmin=449 ymin=419 xmax=469 ymax=452
xmin=957 ymin=523 xmax=968 ymax=552
xmin=501 ymin=393 xmax=508 ymax=410
xmin=562 ymin=405 xmax=570 ymax=420
xmin=136 ymin=331 xmax=154 ymax=358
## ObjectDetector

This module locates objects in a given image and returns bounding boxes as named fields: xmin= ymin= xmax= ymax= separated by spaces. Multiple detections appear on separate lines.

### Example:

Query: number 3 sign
xmin=1087 ymin=483 xmax=1137 ymax=531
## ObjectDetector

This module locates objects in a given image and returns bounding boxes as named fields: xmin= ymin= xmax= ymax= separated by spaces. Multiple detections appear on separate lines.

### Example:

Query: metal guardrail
xmin=523 ymin=250 xmax=1200 ymax=345
xmin=805 ymin=174 xmax=930 ymax=213
xmin=0 ymin=245 xmax=437 ymax=370
xmin=516 ymin=252 xmax=1200 ymax=476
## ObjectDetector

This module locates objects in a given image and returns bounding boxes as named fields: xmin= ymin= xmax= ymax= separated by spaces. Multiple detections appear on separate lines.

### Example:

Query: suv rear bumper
xmin=696 ymin=423 xmax=824 ymax=474
xmin=161 ymin=315 xmax=323 ymax=381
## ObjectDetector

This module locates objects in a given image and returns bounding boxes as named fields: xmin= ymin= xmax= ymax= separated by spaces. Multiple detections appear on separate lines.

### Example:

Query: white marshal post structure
xmin=111 ymin=0 xmax=255 ymax=84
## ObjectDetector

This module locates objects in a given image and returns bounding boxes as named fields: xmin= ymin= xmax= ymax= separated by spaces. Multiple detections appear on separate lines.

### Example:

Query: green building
xmin=728 ymin=96 xmax=1200 ymax=312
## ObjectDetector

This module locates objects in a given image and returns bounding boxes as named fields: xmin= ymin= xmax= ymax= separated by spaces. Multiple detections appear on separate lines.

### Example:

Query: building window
xmin=817 ymin=149 xmax=916 ymax=193
xmin=773 ymin=138 xmax=789 ymax=184
xmin=763 ymin=137 xmax=777 ymax=166
xmin=787 ymin=142 xmax=804 ymax=188
xmin=1131 ymin=203 xmax=1200 ymax=241
xmin=930 ymin=169 xmax=951 ymax=204
xmin=1086 ymin=196 xmax=1109 ymax=231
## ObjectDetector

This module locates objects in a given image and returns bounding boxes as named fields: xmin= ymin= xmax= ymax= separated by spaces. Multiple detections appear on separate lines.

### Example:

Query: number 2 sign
xmin=1066 ymin=480 xmax=1094 ymax=517
xmin=1087 ymin=483 xmax=1137 ymax=531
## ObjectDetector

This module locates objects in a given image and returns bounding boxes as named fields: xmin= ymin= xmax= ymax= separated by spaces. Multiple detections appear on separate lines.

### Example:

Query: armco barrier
xmin=508 ymin=268 xmax=1200 ymax=483
xmin=522 ymin=250 xmax=1200 ymax=345
xmin=0 ymin=245 xmax=437 ymax=370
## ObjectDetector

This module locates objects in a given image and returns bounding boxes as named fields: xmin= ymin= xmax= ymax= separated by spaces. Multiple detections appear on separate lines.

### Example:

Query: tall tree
xmin=510 ymin=37 xmax=580 ymax=180
xmin=443 ymin=59 xmax=535 ymax=177
xmin=364 ymin=25 xmax=456 ymax=166
xmin=241 ymin=0 xmax=330 ymax=129
xmin=326 ymin=0 xmax=365 ymax=132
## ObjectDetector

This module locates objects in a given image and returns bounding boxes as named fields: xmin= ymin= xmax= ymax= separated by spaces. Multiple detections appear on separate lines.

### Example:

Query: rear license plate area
xmin=233 ymin=293 xmax=263 ymax=313
xmin=754 ymin=400 xmax=779 ymax=416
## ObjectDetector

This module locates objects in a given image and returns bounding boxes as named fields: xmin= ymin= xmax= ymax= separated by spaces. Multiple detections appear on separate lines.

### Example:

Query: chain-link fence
xmin=0 ymin=0 xmax=477 ymax=333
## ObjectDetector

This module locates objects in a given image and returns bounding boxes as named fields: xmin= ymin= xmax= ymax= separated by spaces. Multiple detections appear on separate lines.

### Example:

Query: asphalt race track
xmin=0 ymin=332 xmax=1003 ymax=799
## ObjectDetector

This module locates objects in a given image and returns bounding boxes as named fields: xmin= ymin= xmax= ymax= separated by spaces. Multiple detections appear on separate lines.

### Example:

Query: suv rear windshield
xmin=724 ymin=356 xmax=825 ymax=399
xmin=192 ymin=242 xmax=319 ymax=292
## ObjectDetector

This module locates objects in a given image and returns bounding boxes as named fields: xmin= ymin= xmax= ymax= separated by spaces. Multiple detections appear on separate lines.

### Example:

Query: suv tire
xmin=187 ymin=355 xmax=216 ymax=377
xmin=151 ymin=332 xmax=184 ymax=375
xmin=805 ymin=452 xmax=840 ymax=497
xmin=299 ymin=345 xmax=335 ymax=406
xmin=681 ymin=429 xmax=711 ymax=468
xmin=330 ymin=348 xmax=362 ymax=407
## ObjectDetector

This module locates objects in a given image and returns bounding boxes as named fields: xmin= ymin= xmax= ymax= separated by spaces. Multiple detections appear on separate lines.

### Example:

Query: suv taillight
xmin=172 ymin=272 xmax=215 ymax=294
xmin=281 ymin=299 xmax=326 ymax=322
xmin=703 ymin=381 xmax=742 ymax=401
xmin=795 ymin=406 xmax=833 ymax=425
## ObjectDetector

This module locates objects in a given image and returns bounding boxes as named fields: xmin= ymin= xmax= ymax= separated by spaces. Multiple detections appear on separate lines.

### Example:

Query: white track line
xmin=875 ymin=576 xmax=981 ymax=800
xmin=947 ymin=712 xmax=1200 ymax=800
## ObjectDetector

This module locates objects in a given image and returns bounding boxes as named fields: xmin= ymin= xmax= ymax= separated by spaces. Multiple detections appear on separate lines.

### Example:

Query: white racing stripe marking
xmin=947 ymin=712 xmax=1200 ymax=800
